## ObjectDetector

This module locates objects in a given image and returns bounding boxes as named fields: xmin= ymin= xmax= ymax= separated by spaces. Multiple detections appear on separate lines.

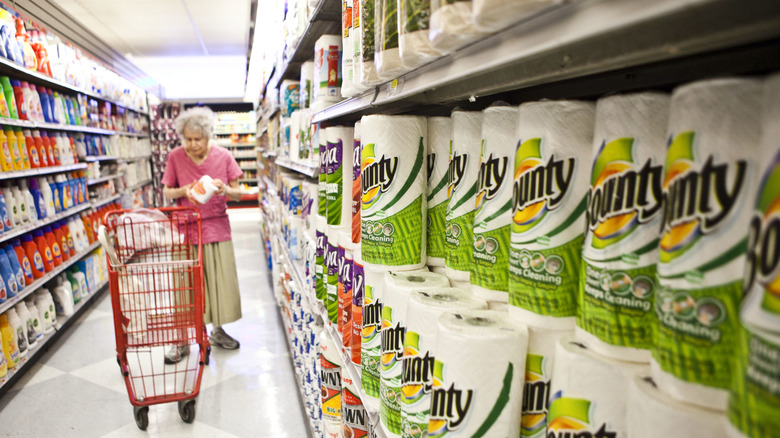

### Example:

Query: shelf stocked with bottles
xmin=0 ymin=163 xmax=87 ymax=181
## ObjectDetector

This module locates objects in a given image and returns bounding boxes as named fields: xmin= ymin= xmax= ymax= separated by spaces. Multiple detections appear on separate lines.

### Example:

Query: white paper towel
xmin=339 ymin=231 xmax=355 ymax=352
xmin=398 ymin=0 xmax=441 ymax=69
xmin=281 ymin=80 xmax=300 ymax=117
xmin=323 ymin=418 xmax=344 ymax=438
xmin=315 ymin=216 xmax=328 ymax=306
xmin=471 ymin=104 xmax=520 ymax=302
xmin=352 ymin=121 xmax=362 ymax=245
xmin=430 ymin=309 xmax=528 ymax=437
xmin=319 ymin=129 xmax=329 ymax=217
xmin=401 ymin=288 xmax=488 ymax=438
xmin=357 ymin=0 xmax=383 ymax=86
xmin=627 ymin=374 xmax=728 ymax=438
xmin=653 ymin=78 xmax=762 ymax=411
xmin=300 ymin=61 xmax=315 ymax=109
xmin=376 ymin=0 xmax=409 ymax=81
xmin=508 ymin=100 xmax=595 ymax=330
xmin=430 ymin=265 xmax=447 ymax=276
xmin=289 ymin=110 xmax=302 ymax=160
xmin=326 ymin=126 xmax=355 ymax=228
xmin=321 ymin=328 xmax=344 ymax=423
xmin=342 ymin=372 xmax=369 ymax=438
xmin=548 ymin=336 xmax=648 ymax=437
xmin=302 ymin=181 xmax=319 ymax=231
xmin=472 ymin=0 xmax=560 ymax=32
xmin=445 ymin=110 xmax=483 ymax=282
xmin=326 ymin=228 xmax=343 ymax=324
xmin=429 ymin=1 xmax=487 ymax=54
xmin=341 ymin=0 xmax=360 ymax=98
xmin=313 ymin=34 xmax=343 ymax=104
xmin=360 ymin=115 xmax=428 ymax=270
xmin=362 ymin=265 xmax=388 ymax=408
xmin=577 ymin=92 xmax=670 ymax=363
xmin=427 ymin=116 xmax=452 ymax=267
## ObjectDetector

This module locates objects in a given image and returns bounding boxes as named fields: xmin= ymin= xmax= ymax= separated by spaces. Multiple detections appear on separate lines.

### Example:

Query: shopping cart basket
xmin=98 ymin=207 xmax=210 ymax=430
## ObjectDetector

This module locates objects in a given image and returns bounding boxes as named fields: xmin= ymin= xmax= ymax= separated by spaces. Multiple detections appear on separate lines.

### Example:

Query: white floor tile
xmin=10 ymin=362 xmax=65 ymax=389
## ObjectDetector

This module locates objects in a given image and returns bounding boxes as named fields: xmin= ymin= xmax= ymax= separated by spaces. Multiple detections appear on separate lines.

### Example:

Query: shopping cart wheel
xmin=133 ymin=406 xmax=149 ymax=430
xmin=178 ymin=399 xmax=196 ymax=423
xmin=204 ymin=346 xmax=211 ymax=365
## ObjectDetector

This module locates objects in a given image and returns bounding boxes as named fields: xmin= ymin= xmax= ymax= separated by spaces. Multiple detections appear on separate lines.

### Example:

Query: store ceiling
xmin=52 ymin=0 xmax=255 ymax=101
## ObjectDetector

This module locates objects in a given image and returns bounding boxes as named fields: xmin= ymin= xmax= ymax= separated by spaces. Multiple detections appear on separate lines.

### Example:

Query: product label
xmin=426 ymin=201 xmax=447 ymax=260
xmin=319 ymin=147 xmax=328 ymax=216
xmin=21 ymin=257 xmax=32 ymax=279
xmin=327 ymin=45 xmax=342 ymax=92
xmin=339 ymin=250 xmax=354 ymax=347
xmin=547 ymin=394 xmax=617 ymax=438
xmin=472 ymin=224 xmax=510 ymax=291
xmin=32 ymin=252 xmax=44 ymax=272
xmin=316 ymin=230 xmax=327 ymax=304
xmin=326 ymin=139 xmax=345 ymax=226
xmin=321 ymin=353 xmax=342 ymax=420
xmin=343 ymin=387 xmax=369 ymax=438
xmin=380 ymin=305 xmax=405 ymax=434
xmin=445 ymin=211 xmax=474 ymax=272
xmin=326 ymin=242 xmax=340 ymax=324
xmin=352 ymin=259 xmax=364 ymax=365
xmin=362 ymin=197 xmax=423 ymax=266
xmin=362 ymin=281 xmax=382 ymax=397
xmin=353 ymin=137 xmax=362 ymax=244
xmin=522 ymin=354 xmax=552 ymax=438
xmin=400 ymin=332 xmax=435 ymax=438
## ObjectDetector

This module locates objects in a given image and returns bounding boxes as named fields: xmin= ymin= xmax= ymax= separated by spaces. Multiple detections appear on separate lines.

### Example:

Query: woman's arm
xmin=164 ymin=183 xmax=197 ymax=203
xmin=223 ymin=180 xmax=242 ymax=202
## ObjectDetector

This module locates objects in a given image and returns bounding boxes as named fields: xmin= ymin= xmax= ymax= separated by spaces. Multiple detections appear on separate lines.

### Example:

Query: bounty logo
xmin=586 ymin=138 xmax=663 ymax=249
xmin=401 ymin=332 xmax=435 ymax=403
xmin=380 ymin=311 xmax=406 ymax=371
xmin=547 ymin=393 xmax=616 ymax=438
xmin=361 ymin=143 xmax=399 ymax=210
xmin=660 ymin=131 xmax=747 ymax=262
xmin=476 ymin=147 xmax=509 ymax=211
xmin=428 ymin=364 xmax=473 ymax=438
xmin=362 ymin=291 xmax=382 ymax=342
xmin=512 ymin=138 xmax=575 ymax=234
xmin=448 ymin=146 xmax=468 ymax=200
xmin=522 ymin=354 xmax=550 ymax=437
xmin=744 ymin=150 xmax=780 ymax=314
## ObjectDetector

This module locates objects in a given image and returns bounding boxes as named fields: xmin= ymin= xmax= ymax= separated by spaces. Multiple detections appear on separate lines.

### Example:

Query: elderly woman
xmin=161 ymin=106 xmax=243 ymax=362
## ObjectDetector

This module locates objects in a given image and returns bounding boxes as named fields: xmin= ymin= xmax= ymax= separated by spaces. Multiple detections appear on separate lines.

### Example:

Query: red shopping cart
xmin=98 ymin=207 xmax=210 ymax=430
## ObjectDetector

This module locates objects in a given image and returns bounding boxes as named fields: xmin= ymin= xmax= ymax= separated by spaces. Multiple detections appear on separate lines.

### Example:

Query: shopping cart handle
xmin=98 ymin=225 xmax=121 ymax=266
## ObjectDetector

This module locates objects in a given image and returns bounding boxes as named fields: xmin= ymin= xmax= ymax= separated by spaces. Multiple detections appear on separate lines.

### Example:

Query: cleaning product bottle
xmin=14 ymin=302 xmax=35 ymax=348
xmin=81 ymin=212 xmax=95 ymax=244
xmin=28 ymin=178 xmax=46 ymax=220
xmin=0 ymin=76 xmax=17 ymax=119
xmin=36 ymin=177 xmax=54 ymax=217
xmin=21 ymin=234 xmax=44 ymax=279
xmin=2 ymin=185 xmax=18 ymax=227
xmin=47 ymin=176 xmax=60 ymax=213
xmin=34 ymin=292 xmax=53 ymax=334
xmin=52 ymin=221 xmax=69 ymax=262
xmin=33 ymin=229 xmax=53 ymax=272
xmin=10 ymin=79 xmax=27 ymax=120
xmin=0 ymin=264 xmax=7 ymax=303
xmin=20 ymin=81 xmax=37 ymax=121
xmin=12 ymin=239 xmax=33 ymax=286
xmin=0 ymin=190 xmax=11 ymax=232
xmin=0 ymin=313 xmax=19 ymax=368
xmin=4 ymin=126 xmax=21 ymax=170
xmin=51 ymin=279 xmax=73 ymax=317
xmin=11 ymin=185 xmax=28 ymax=223
xmin=66 ymin=270 xmax=81 ymax=304
xmin=71 ymin=268 xmax=88 ymax=298
xmin=12 ymin=126 xmax=28 ymax=170
xmin=19 ymin=180 xmax=35 ymax=221
xmin=68 ymin=218 xmax=83 ymax=252
xmin=59 ymin=273 xmax=74 ymax=306
xmin=26 ymin=299 xmax=43 ymax=342
xmin=27 ymin=83 xmax=43 ymax=123
xmin=46 ymin=89 xmax=58 ymax=124
xmin=35 ymin=130 xmax=49 ymax=167
xmin=4 ymin=245 xmax=24 ymax=293
xmin=60 ymin=174 xmax=72 ymax=209
xmin=0 ymin=80 xmax=9 ymax=118
xmin=36 ymin=85 xmax=50 ymax=123
xmin=6 ymin=308 xmax=26 ymax=358
xmin=43 ymin=226 xmax=61 ymax=267
xmin=62 ymin=219 xmax=76 ymax=256
xmin=22 ymin=129 xmax=39 ymax=168
xmin=0 ymin=248 xmax=19 ymax=298
xmin=0 ymin=127 xmax=12 ymax=172
xmin=0 ymin=338 xmax=6 ymax=378
xmin=36 ymin=289 xmax=56 ymax=328
xmin=51 ymin=133 xmax=62 ymax=166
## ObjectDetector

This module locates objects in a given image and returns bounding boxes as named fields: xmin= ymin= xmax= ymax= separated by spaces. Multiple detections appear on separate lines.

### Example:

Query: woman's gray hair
xmin=174 ymin=106 xmax=216 ymax=138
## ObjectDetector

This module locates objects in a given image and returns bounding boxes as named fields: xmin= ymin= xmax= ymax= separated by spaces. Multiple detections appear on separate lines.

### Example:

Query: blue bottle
xmin=0 ymin=191 xmax=11 ymax=232
xmin=37 ymin=86 xmax=51 ymax=123
xmin=28 ymin=178 xmax=46 ymax=220
xmin=4 ymin=245 xmax=24 ymax=293
xmin=0 ymin=249 xmax=19 ymax=298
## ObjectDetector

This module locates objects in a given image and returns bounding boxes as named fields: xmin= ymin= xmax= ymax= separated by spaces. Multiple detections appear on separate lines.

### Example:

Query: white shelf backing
xmin=0 ymin=163 xmax=88 ymax=181
xmin=312 ymin=0 xmax=780 ymax=123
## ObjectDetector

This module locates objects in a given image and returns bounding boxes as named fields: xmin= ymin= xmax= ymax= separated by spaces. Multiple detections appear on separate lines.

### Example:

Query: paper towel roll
xmin=303 ymin=181 xmax=319 ymax=231
xmin=316 ymin=216 xmax=329 ymax=306
xmin=323 ymin=418 xmax=344 ymax=438
xmin=472 ymin=0 xmax=560 ymax=32
xmin=326 ymin=229 xmax=343 ymax=324
xmin=327 ymin=126 xmax=355 ymax=227
xmin=300 ymin=61 xmax=315 ymax=109
xmin=352 ymin=121 xmax=362 ymax=245
xmin=351 ymin=247 xmax=365 ymax=367
xmin=445 ymin=110 xmax=483 ymax=281
xmin=376 ymin=0 xmax=409 ymax=81
xmin=430 ymin=309 xmax=528 ymax=437
xmin=508 ymin=100 xmax=595 ymax=330
xmin=429 ymin=1 xmax=487 ymax=54
xmin=362 ymin=265 xmax=388 ymax=407
xmin=360 ymin=115 xmax=428 ymax=270
xmin=343 ymin=372 xmax=369 ymax=438
xmin=627 ymin=374 xmax=728 ymax=438
xmin=487 ymin=301 xmax=508 ymax=311
xmin=397 ymin=0 xmax=441 ymax=70
xmin=430 ymin=265 xmax=447 ymax=276
xmin=281 ymin=80 xmax=300 ymax=117
xmin=339 ymin=231 xmax=355 ymax=352
xmin=577 ymin=92 xmax=670 ymax=363
xmin=290 ymin=110 xmax=302 ymax=160
xmin=653 ymin=78 xmax=762 ymax=411
xmin=426 ymin=117 xmax=452 ymax=267
xmin=321 ymin=328 xmax=344 ymax=423
xmin=319 ymin=130 xmax=329 ymax=217
xmin=401 ymin=288 xmax=488 ymax=438
xmin=311 ymin=122 xmax=321 ymax=167
xmin=341 ymin=0 xmax=359 ymax=98
xmin=358 ymin=0 xmax=383 ymax=86
xmin=471 ymin=104 xmax=520 ymax=302
xmin=313 ymin=34 xmax=343 ymax=103
xmin=549 ymin=336 xmax=648 ymax=437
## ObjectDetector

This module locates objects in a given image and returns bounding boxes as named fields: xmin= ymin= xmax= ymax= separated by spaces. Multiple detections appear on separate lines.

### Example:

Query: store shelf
xmin=262 ymin=177 xmax=278 ymax=195
xmin=275 ymin=157 xmax=318 ymax=178
xmin=278 ymin=305 xmax=319 ymax=438
xmin=85 ymin=155 xmax=119 ymax=162
xmin=88 ymin=172 xmax=123 ymax=185
xmin=90 ymin=194 xmax=121 ymax=209
xmin=312 ymin=0 xmax=780 ymax=123
xmin=0 ymin=163 xmax=88 ymax=181
xmin=0 ymin=203 xmax=91 ymax=246
xmin=124 ymin=179 xmax=152 ymax=192
xmin=214 ymin=130 xmax=255 ymax=135
xmin=218 ymin=142 xmax=256 ymax=148
xmin=120 ymin=155 xmax=152 ymax=162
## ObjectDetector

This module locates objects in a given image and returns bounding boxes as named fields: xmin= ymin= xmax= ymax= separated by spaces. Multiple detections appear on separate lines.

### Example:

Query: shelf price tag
xmin=386 ymin=78 xmax=403 ymax=97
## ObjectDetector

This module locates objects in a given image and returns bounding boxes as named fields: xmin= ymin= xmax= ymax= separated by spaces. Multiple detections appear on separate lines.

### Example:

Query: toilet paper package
xmin=521 ymin=326 xmax=572 ymax=438
xmin=426 ymin=117 xmax=452 ymax=267
xmin=339 ymin=231 xmax=355 ymax=351
xmin=362 ymin=265 xmax=388 ymax=407
xmin=360 ymin=115 xmax=428 ymax=270
xmin=326 ymin=229 xmax=343 ymax=324
xmin=429 ymin=0 xmax=487 ymax=54
xmin=351 ymin=246 xmax=365 ymax=367
xmin=316 ymin=216 xmax=328 ymax=306
xmin=341 ymin=0 xmax=361 ymax=98
xmin=326 ymin=126 xmax=355 ymax=227
xmin=281 ymin=80 xmax=301 ymax=117
xmin=376 ymin=0 xmax=409 ymax=80
xmin=508 ymin=100 xmax=595 ymax=330
xmin=313 ymin=34 xmax=343 ymax=105
xmin=359 ymin=0 xmax=383 ymax=86
xmin=300 ymin=60 xmax=315 ymax=109
xmin=320 ymin=327 xmax=344 ymax=423
xmin=445 ymin=110 xmax=483 ymax=281
xmin=628 ymin=374 xmax=728 ymax=438
xmin=401 ymin=288 xmax=488 ymax=438
xmin=353 ymin=121 xmax=363 ymax=245
xmin=471 ymin=104 xmax=520 ymax=302
xmin=380 ymin=269 xmax=449 ymax=435
xmin=548 ymin=336 xmax=648 ymax=438
xmin=398 ymin=0 xmax=441 ymax=70
xmin=472 ymin=0 xmax=560 ymax=32
xmin=430 ymin=309 xmax=528 ymax=437
xmin=653 ymin=78 xmax=762 ymax=411
xmin=577 ymin=92 xmax=671 ymax=363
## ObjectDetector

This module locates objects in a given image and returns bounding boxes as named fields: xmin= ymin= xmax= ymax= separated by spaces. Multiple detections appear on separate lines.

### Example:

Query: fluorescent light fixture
xmin=131 ymin=56 xmax=247 ymax=100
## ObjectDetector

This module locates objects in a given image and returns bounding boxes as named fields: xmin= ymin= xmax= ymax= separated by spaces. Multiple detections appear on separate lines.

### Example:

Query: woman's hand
xmin=183 ymin=182 xmax=202 ymax=205
xmin=212 ymin=178 xmax=228 ymax=196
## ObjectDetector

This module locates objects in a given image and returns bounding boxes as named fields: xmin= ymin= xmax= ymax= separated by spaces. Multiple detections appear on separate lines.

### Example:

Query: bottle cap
xmin=43 ymin=226 xmax=51 ymax=234
xmin=10 ymin=79 xmax=20 ymax=87
xmin=33 ymin=230 xmax=43 ymax=238
xmin=21 ymin=234 xmax=32 ymax=242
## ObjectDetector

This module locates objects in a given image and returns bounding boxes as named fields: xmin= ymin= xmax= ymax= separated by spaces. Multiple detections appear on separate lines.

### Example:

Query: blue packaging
xmin=0 ymin=248 xmax=19 ymax=298
xmin=4 ymin=245 xmax=24 ymax=293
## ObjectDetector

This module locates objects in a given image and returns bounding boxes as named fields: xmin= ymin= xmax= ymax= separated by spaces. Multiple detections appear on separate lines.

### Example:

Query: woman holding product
xmin=161 ymin=106 xmax=244 ymax=363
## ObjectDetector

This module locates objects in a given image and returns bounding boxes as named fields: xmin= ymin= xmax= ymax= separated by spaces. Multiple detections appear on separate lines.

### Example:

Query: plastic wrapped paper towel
xmin=399 ymin=0 xmax=442 ymax=70
xmin=430 ymin=309 xmax=528 ymax=437
xmin=376 ymin=0 xmax=409 ymax=80
xmin=507 ymin=100 xmax=595 ymax=330
xmin=429 ymin=0 xmax=487 ymax=54
xmin=320 ymin=327 xmax=343 ymax=424
xmin=471 ymin=104 xmax=519 ymax=302
xmin=342 ymin=0 xmax=369 ymax=97
xmin=289 ymin=110 xmax=302 ymax=160
xmin=360 ymin=115 xmax=428 ymax=271
xmin=653 ymin=78 xmax=762 ymax=411
xmin=351 ymin=246 xmax=365 ymax=367
xmin=576 ymin=92 xmax=670 ymax=363
xmin=281 ymin=80 xmax=300 ymax=118
xmin=359 ymin=0 xmax=383 ymax=86
xmin=326 ymin=126 xmax=355 ymax=228
xmin=352 ymin=121 xmax=362 ymax=245
xmin=319 ymin=130 xmax=329 ymax=217
xmin=472 ymin=0 xmax=561 ymax=32
xmin=362 ymin=265 xmax=387 ymax=409
xmin=426 ymin=116 xmax=452 ymax=267
xmin=445 ymin=110 xmax=482 ymax=282
xmin=548 ymin=336 xmax=648 ymax=437
xmin=300 ymin=61 xmax=315 ymax=109
xmin=338 ymin=231 xmax=355 ymax=352
xmin=400 ymin=288 xmax=487 ymax=438
xmin=313 ymin=34 xmax=343 ymax=109
xmin=342 ymin=372 xmax=370 ymax=438
xmin=326 ymin=229 xmax=342 ymax=324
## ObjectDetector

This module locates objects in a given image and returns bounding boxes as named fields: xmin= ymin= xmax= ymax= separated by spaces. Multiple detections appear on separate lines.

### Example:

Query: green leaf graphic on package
xmin=427 ymin=201 xmax=448 ymax=259
xmin=547 ymin=395 xmax=616 ymax=437
xmin=659 ymin=131 xmax=747 ymax=263
xmin=522 ymin=354 xmax=550 ymax=438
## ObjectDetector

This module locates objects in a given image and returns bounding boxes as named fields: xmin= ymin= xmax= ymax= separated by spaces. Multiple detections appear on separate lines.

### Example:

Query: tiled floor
xmin=0 ymin=208 xmax=310 ymax=438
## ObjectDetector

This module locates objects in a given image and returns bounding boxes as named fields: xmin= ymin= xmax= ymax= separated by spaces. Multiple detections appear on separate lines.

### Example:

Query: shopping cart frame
xmin=99 ymin=207 xmax=210 ymax=430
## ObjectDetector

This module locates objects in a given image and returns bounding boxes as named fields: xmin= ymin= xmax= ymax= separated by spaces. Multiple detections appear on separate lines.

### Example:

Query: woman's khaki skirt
xmin=201 ymin=240 xmax=242 ymax=326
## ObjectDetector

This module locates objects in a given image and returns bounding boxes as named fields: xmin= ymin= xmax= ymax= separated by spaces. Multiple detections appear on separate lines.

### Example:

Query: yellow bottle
xmin=0 ymin=335 xmax=6 ymax=378
xmin=5 ymin=128 xmax=22 ymax=171
xmin=13 ymin=127 xmax=29 ymax=169
xmin=0 ymin=128 xmax=12 ymax=172
xmin=0 ymin=313 xmax=19 ymax=369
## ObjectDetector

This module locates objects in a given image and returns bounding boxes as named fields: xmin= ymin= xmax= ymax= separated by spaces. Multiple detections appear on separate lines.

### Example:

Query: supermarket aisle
xmin=0 ymin=208 xmax=310 ymax=438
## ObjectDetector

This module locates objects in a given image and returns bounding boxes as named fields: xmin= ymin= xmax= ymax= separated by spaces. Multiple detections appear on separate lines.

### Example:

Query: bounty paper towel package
xmin=653 ymin=78 xmax=762 ymax=411
xmin=426 ymin=117 xmax=452 ymax=267
xmin=548 ymin=336 xmax=648 ymax=438
xmin=445 ymin=110 xmax=483 ymax=281
xmin=398 ymin=0 xmax=441 ymax=70
xmin=508 ymin=100 xmax=595 ymax=330
xmin=360 ymin=115 xmax=428 ymax=271
xmin=429 ymin=309 xmax=528 ymax=437
xmin=401 ymin=288 xmax=488 ymax=438
xmin=375 ymin=0 xmax=409 ymax=80
xmin=362 ymin=266 xmax=387 ymax=408
xmin=359 ymin=0 xmax=383 ymax=86
xmin=628 ymin=375 xmax=728 ymax=438
xmin=326 ymin=126 xmax=355 ymax=227
xmin=353 ymin=121 xmax=362 ymax=245
xmin=313 ymin=34 xmax=343 ymax=109
xmin=472 ymin=0 xmax=560 ymax=32
xmin=576 ymin=92 xmax=670 ymax=363
xmin=471 ymin=104 xmax=519 ymax=302
xmin=429 ymin=0 xmax=487 ymax=54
